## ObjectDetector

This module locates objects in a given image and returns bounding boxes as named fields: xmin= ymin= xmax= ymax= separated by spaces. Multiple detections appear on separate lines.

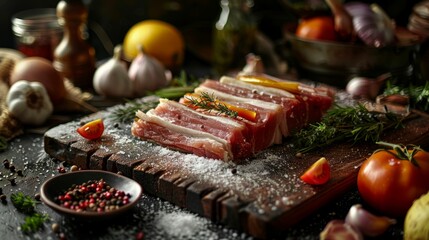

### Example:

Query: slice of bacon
xmin=132 ymin=99 xmax=254 ymax=162
xmin=192 ymin=86 xmax=284 ymax=152
xmin=207 ymin=77 xmax=307 ymax=136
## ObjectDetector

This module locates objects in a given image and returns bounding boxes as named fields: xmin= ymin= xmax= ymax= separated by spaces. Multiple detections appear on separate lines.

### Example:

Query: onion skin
xmin=10 ymin=57 xmax=66 ymax=103
xmin=344 ymin=2 xmax=395 ymax=47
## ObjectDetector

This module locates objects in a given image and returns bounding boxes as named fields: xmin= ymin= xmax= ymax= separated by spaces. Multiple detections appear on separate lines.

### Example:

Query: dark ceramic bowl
xmin=283 ymin=29 xmax=421 ymax=87
xmin=40 ymin=170 xmax=142 ymax=221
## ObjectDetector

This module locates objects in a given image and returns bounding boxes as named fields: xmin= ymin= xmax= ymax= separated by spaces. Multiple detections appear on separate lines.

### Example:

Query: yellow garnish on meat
xmin=237 ymin=75 xmax=300 ymax=93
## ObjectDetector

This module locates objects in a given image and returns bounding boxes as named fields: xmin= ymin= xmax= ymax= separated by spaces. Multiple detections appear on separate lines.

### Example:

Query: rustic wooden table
xmin=0 ymin=126 xmax=405 ymax=240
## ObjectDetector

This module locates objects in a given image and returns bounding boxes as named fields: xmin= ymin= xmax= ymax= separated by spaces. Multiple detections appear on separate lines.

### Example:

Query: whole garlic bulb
xmin=93 ymin=45 xmax=132 ymax=97
xmin=128 ymin=46 xmax=169 ymax=97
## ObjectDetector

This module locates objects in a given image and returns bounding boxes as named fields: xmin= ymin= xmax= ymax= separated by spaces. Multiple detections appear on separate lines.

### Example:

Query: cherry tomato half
xmin=357 ymin=143 xmax=429 ymax=217
xmin=77 ymin=118 xmax=105 ymax=140
xmin=300 ymin=157 xmax=331 ymax=185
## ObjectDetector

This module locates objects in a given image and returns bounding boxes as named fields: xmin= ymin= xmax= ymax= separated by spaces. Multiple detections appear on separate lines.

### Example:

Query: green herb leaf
xmin=109 ymin=99 xmax=159 ymax=124
xmin=185 ymin=92 xmax=238 ymax=118
xmin=292 ymin=103 xmax=404 ymax=153
xmin=384 ymin=81 xmax=429 ymax=112
xmin=10 ymin=192 xmax=36 ymax=214
xmin=20 ymin=213 xmax=49 ymax=234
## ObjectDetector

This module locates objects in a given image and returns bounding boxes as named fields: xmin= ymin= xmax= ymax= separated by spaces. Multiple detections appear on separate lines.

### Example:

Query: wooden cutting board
xmin=43 ymin=100 xmax=429 ymax=239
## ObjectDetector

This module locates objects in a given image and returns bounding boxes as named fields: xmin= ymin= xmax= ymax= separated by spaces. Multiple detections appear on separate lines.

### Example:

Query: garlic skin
xmin=6 ymin=80 xmax=53 ymax=126
xmin=320 ymin=220 xmax=363 ymax=240
xmin=345 ymin=73 xmax=391 ymax=100
xmin=93 ymin=45 xmax=132 ymax=97
xmin=345 ymin=204 xmax=396 ymax=237
xmin=128 ymin=46 xmax=169 ymax=97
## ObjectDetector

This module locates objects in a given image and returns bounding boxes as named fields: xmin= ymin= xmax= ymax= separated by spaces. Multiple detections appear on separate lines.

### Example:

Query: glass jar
xmin=212 ymin=0 xmax=257 ymax=77
xmin=12 ymin=8 xmax=63 ymax=61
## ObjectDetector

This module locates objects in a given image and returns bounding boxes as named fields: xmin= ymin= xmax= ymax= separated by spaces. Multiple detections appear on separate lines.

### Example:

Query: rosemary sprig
xmin=186 ymin=92 xmax=238 ymax=118
xmin=292 ymin=103 xmax=404 ymax=153
xmin=109 ymin=99 xmax=159 ymax=123
xmin=11 ymin=192 xmax=36 ymax=214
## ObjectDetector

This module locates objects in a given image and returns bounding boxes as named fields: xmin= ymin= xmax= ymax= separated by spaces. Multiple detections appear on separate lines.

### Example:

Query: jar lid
xmin=12 ymin=8 xmax=61 ymax=33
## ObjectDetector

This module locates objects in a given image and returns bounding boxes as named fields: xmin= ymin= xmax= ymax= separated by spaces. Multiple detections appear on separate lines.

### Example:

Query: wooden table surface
xmin=0 ymin=111 xmax=412 ymax=240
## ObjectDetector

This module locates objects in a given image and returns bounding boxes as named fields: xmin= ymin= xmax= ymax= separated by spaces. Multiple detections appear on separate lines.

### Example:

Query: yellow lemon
xmin=123 ymin=20 xmax=184 ymax=69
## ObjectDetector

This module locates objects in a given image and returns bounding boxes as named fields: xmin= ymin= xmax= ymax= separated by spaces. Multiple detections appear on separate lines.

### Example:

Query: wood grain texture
xmin=43 ymin=107 xmax=429 ymax=239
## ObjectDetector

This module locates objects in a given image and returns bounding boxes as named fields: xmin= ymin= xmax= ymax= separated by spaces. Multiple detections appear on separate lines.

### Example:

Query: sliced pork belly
xmin=193 ymin=86 xmax=284 ymax=152
xmin=131 ymin=99 xmax=253 ymax=162
xmin=236 ymin=74 xmax=333 ymax=125
xmin=203 ymin=77 xmax=307 ymax=136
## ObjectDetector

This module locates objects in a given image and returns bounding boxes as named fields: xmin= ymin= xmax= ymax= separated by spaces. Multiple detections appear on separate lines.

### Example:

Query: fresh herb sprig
xmin=292 ymin=103 xmax=404 ymax=153
xmin=384 ymin=81 xmax=429 ymax=112
xmin=20 ymin=213 xmax=49 ymax=233
xmin=10 ymin=192 xmax=49 ymax=233
xmin=186 ymin=92 xmax=238 ymax=118
xmin=109 ymin=99 xmax=159 ymax=123
xmin=11 ymin=192 xmax=36 ymax=214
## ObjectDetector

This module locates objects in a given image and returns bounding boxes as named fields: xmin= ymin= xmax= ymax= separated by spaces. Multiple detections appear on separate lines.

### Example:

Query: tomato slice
xmin=77 ymin=118 xmax=105 ymax=140
xmin=300 ymin=157 xmax=331 ymax=185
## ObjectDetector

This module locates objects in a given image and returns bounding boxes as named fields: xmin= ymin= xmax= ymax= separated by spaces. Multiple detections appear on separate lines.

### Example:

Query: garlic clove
xmin=345 ymin=204 xmax=396 ymax=237
xmin=320 ymin=220 xmax=363 ymax=240
xmin=128 ymin=46 xmax=169 ymax=97
xmin=93 ymin=45 xmax=132 ymax=97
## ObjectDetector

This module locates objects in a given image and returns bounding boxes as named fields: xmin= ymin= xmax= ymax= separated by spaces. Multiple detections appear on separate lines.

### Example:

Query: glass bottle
xmin=53 ymin=0 xmax=95 ymax=90
xmin=212 ymin=0 xmax=257 ymax=77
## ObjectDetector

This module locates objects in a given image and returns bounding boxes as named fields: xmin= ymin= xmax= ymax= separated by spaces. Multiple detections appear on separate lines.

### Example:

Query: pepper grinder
xmin=53 ymin=0 xmax=95 ymax=90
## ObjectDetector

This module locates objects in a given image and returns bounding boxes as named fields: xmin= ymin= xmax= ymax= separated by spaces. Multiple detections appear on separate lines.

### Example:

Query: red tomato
xmin=296 ymin=16 xmax=337 ymax=41
xmin=357 ymin=143 xmax=429 ymax=217
xmin=77 ymin=119 xmax=104 ymax=140
xmin=300 ymin=157 xmax=331 ymax=185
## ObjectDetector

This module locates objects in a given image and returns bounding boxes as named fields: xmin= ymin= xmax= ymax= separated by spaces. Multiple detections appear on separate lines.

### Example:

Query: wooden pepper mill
xmin=53 ymin=0 xmax=95 ymax=90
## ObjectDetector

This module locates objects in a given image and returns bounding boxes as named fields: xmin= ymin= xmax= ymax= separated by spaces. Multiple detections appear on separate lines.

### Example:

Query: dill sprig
xmin=20 ymin=213 xmax=49 ymax=234
xmin=11 ymin=192 xmax=36 ymax=214
xmin=109 ymin=99 xmax=159 ymax=123
xmin=384 ymin=81 xmax=429 ymax=112
xmin=186 ymin=92 xmax=238 ymax=118
xmin=292 ymin=103 xmax=404 ymax=153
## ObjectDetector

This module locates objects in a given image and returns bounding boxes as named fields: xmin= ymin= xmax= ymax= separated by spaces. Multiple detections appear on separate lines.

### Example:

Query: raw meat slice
xmin=204 ymin=77 xmax=307 ymax=136
xmin=132 ymin=99 xmax=257 ymax=162
xmin=193 ymin=86 xmax=284 ymax=151
xmin=132 ymin=109 xmax=230 ymax=161
xmin=152 ymin=99 xmax=254 ymax=160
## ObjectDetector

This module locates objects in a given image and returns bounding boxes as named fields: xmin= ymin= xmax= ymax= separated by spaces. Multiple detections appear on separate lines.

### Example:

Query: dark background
xmin=1 ymin=0 xmax=421 ymax=59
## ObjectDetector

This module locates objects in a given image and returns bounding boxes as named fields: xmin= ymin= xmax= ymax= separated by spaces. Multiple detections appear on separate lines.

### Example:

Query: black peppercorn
xmin=3 ymin=159 xmax=9 ymax=169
